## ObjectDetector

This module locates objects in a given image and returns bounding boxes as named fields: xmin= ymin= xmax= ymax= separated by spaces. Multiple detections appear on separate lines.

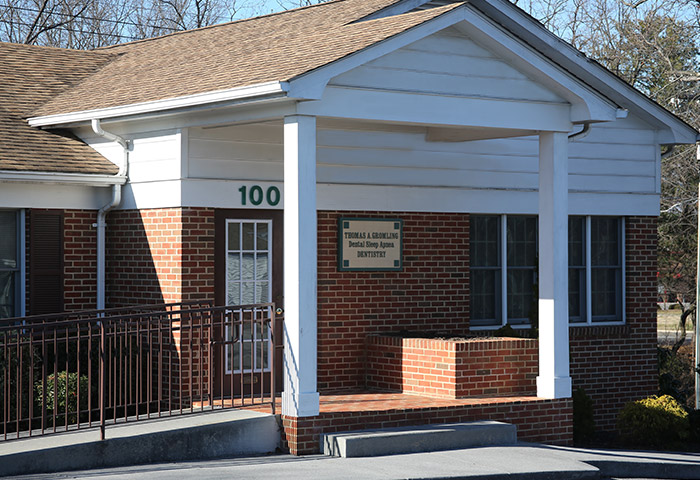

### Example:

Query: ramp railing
xmin=0 ymin=302 xmax=277 ymax=441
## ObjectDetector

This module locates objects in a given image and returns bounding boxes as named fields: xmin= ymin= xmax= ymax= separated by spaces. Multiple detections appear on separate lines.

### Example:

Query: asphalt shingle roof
xmin=0 ymin=42 xmax=118 ymax=174
xmin=33 ymin=0 xmax=463 ymax=117
xmin=2 ymin=0 xmax=467 ymax=175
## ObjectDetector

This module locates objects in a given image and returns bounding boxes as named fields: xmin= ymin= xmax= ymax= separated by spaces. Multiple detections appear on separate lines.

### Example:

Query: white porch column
xmin=282 ymin=114 xmax=320 ymax=417
xmin=537 ymin=131 xmax=572 ymax=399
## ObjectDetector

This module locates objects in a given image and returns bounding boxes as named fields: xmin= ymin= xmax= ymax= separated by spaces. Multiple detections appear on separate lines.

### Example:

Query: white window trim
xmin=471 ymin=214 xmax=535 ymax=332
xmin=574 ymin=216 xmax=625 ymax=326
xmin=470 ymin=214 xmax=626 ymax=330
xmin=224 ymin=218 xmax=273 ymax=375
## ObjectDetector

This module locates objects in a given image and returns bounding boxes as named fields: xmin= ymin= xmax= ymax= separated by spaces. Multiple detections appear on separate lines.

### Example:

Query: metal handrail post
xmin=100 ymin=320 xmax=106 ymax=441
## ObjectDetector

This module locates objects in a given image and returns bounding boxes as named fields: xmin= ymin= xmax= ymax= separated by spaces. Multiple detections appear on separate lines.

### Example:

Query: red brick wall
xmin=317 ymin=211 xmax=470 ymax=392
xmin=63 ymin=210 xmax=98 ymax=312
xmin=569 ymin=216 xmax=658 ymax=431
xmin=282 ymin=398 xmax=572 ymax=455
xmin=366 ymin=335 xmax=538 ymax=398
xmin=106 ymin=207 xmax=215 ymax=401
xmin=107 ymin=207 xmax=215 ymax=306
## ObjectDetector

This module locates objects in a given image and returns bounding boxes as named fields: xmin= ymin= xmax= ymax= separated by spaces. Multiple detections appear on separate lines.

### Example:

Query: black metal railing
xmin=0 ymin=302 xmax=277 ymax=441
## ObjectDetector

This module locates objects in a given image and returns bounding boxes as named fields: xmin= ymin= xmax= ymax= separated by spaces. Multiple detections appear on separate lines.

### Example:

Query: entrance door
xmin=214 ymin=210 xmax=283 ymax=397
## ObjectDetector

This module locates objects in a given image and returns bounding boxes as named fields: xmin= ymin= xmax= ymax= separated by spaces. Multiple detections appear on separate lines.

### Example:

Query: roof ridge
xmin=94 ymin=0 xmax=362 ymax=52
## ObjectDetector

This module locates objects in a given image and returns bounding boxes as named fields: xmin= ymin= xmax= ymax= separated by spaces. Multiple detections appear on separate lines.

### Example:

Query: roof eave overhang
xmin=28 ymin=81 xmax=290 ymax=128
xmin=285 ymin=4 xmax=619 ymax=126
xmin=469 ymin=0 xmax=699 ymax=144
xmin=0 ymin=170 xmax=126 ymax=187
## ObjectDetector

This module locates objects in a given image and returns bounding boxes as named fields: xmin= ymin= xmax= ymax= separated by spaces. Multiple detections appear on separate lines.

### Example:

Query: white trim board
xmin=117 ymin=178 xmax=659 ymax=216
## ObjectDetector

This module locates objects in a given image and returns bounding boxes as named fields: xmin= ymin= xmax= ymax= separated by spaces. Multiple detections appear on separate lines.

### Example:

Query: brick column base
xmin=281 ymin=415 xmax=319 ymax=455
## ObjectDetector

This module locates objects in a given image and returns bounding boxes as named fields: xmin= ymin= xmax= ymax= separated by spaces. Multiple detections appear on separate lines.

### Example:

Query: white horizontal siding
xmin=127 ymin=133 xmax=182 ymax=182
xmin=187 ymin=113 xmax=658 ymax=199
xmin=328 ymin=28 xmax=565 ymax=104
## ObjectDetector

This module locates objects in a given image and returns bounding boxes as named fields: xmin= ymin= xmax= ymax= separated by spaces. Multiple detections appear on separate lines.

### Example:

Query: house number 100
xmin=238 ymin=185 xmax=281 ymax=206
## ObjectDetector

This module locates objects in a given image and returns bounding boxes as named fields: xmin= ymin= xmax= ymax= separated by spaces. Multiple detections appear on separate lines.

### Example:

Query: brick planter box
xmin=366 ymin=335 xmax=538 ymax=398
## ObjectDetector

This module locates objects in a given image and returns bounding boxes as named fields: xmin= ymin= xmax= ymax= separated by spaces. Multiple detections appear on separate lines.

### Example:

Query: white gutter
xmin=0 ymin=170 xmax=127 ymax=186
xmin=91 ymin=119 xmax=129 ymax=310
xmin=29 ymin=82 xmax=289 ymax=128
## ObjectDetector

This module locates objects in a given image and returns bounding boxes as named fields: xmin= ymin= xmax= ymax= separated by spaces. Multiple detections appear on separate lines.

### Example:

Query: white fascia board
xmin=286 ymin=7 xmax=470 ymax=100
xmin=457 ymin=8 xmax=617 ymax=124
xmin=471 ymin=0 xmax=698 ymax=144
xmin=28 ymin=81 xmax=289 ymax=128
xmin=0 ymin=170 xmax=126 ymax=187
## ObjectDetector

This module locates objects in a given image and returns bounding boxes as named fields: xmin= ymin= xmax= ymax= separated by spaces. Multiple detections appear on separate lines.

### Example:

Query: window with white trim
xmin=0 ymin=210 xmax=21 ymax=319
xmin=569 ymin=216 xmax=625 ymax=325
xmin=470 ymin=215 xmax=537 ymax=328
xmin=470 ymin=214 xmax=625 ymax=329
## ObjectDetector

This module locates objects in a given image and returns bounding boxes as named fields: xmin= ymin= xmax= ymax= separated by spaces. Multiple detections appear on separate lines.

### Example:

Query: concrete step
xmin=322 ymin=421 xmax=517 ymax=458
xmin=0 ymin=409 xmax=280 ymax=476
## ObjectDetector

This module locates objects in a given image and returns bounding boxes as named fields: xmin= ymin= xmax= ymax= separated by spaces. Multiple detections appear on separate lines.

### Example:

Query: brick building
xmin=0 ymin=0 xmax=696 ymax=454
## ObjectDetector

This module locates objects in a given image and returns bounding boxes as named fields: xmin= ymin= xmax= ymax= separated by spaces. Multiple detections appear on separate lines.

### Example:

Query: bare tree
xmin=0 ymin=0 xmax=266 ymax=48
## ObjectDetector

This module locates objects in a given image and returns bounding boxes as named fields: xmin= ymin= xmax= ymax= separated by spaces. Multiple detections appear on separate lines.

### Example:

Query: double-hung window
xmin=471 ymin=214 xmax=624 ymax=329
xmin=0 ymin=210 xmax=21 ymax=319
xmin=471 ymin=215 xmax=537 ymax=328
xmin=569 ymin=216 xmax=624 ymax=324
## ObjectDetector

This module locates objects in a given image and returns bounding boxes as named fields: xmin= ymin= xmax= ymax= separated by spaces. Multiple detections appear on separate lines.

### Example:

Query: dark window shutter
xmin=29 ymin=210 xmax=64 ymax=315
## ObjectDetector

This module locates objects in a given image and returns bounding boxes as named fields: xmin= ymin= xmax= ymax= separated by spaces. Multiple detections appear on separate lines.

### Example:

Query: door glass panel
xmin=256 ymin=342 xmax=269 ymax=369
xmin=242 ymin=342 xmax=252 ymax=370
xmin=256 ymin=282 xmax=269 ymax=302
xmin=241 ymin=282 xmax=255 ymax=304
xmin=227 ymin=253 xmax=240 ymax=281
xmin=227 ymin=223 xmax=240 ymax=251
xmin=231 ymin=342 xmax=240 ymax=372
xmin=227 ymin=283 xmax=240 ymax=305
xmin=242 ymin=320 xmax=253 ymax=340
xmin=241 ymin=253 xmax=255 ymax=280
xmin=256 ymin=223 xmax=268 ymax=250
xmin=242 ymin=223 xmax=255 ymax=250
xmin=256 ymin=254 xmax=269 ymax=280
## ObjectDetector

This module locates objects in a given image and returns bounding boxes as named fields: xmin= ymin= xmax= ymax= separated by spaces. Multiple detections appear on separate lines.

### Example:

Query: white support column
xmin=282 ymin=114 xmax=320 ymax=417
xmin=537 ymin=131 xmax=572 ymax=399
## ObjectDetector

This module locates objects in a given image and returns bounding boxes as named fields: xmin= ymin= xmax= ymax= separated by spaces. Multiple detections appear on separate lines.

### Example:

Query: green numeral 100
xmin=238 ymin=185 xmax=281 ymax=206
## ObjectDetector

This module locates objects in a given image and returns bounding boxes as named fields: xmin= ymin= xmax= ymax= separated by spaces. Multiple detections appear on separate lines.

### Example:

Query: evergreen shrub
xmin=617 ymin=394 xmax=689 ymax=447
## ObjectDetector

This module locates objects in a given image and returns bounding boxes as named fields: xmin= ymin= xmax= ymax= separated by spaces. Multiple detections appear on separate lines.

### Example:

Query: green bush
xmin=35 ymin=371 xmax=89 ymax=426
xmin=573 ymin=388 xmax=595 ymax=444
xmin=618 ymin=395 xmax=689 ymax=447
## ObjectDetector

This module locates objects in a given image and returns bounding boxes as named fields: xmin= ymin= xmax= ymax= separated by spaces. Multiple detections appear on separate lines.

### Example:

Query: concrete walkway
xmin=7 ymin=443 xmax=700 ymax=480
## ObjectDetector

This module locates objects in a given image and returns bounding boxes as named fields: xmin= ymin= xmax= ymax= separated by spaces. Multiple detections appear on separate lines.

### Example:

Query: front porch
xmin=273 ymin=391 xmax=571 ymax=455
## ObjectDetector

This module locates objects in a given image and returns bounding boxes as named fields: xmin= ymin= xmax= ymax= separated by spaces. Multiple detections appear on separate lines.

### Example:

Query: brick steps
xmin=322 ymin=420 xmax=517 ymax=458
